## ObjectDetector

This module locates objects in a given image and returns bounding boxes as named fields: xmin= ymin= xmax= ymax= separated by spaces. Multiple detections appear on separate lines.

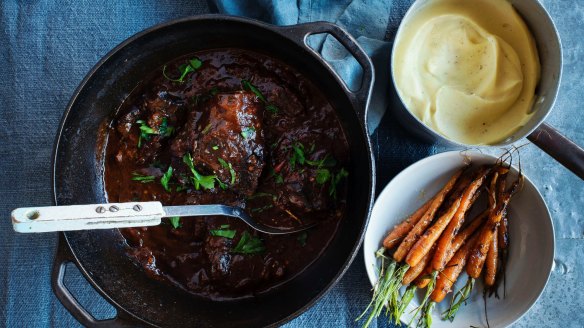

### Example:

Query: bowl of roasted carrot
xmin=359 ymin=150 xmax=554 ymax=328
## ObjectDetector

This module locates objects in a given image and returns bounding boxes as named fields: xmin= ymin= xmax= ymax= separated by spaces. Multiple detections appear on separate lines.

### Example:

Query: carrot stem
xmin=443 ymin=277 xmax=475 ymax=322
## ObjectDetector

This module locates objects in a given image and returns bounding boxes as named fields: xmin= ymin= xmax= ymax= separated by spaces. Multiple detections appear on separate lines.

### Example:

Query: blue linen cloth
xmin=0 ymin=1 xmax=431 ymax=327
xmin=217 ymin=0 xmax=415 ymax=133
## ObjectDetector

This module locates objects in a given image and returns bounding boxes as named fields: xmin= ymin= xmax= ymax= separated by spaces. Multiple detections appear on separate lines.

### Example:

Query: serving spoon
xmin=11 ymin=201 xmax=314 ymax=235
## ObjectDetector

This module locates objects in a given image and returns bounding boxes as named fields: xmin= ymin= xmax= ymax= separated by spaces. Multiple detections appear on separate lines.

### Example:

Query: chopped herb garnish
xmin=169 ymin=216 xmax=181 ymax=229
xmin=183 ymin=153 xmax=216 ymax=190
xmin=232 ymin=231 xmax=265 ymax=254
xmin=220 ymin=224 xmax=230 ymax=229
xmin=251 ymin=204 xmax=274 ymax=213
xmin=136 ymin=120 xmax=157 ymax=148
xmin=131 ymin=172 xmax=155 ymax=183
xmin=329 ymin=168 xmax=349 ymax=199
xmin=265 ymin=104 xmax=279 ymax=114
xmin=241 ymin=79 xmax=267 ymax=102
xmin=289 ymin=142 xmax=306 ymax=170
xmin=297 ymin=232 xmax=308 ymax=247
xmin=201 ymin=123 xmax=212 ymax=134
xmin=138 ymin=121 xmax=156 ymax=134
xmin=159 ymin=117 xmax=174 ymax=137
xmin=306 ymin=154 xmax=337 ymax=168
xmin=275 ymin=174 xmax=284 ymax=184
xmin=136 ymin=119 xmax=173 ymax=148
xmin=212 ymin=145 xmax=219 ymax=151
xmin=268 ymin=167 xmax=285 ymax=184
xmin=160 ymin=166 xmax=173 ymax=192
xmin=316 ymin=168 xmax=331 ymax=184
xmin=247 ymin=192 xmax=277 ymax=201
xmin=241 ymin=79 xmax=280 ymax=114
xmin=215 ymin=177 xmax=227 ymax=190
xmin=241 ymin=126 xmax=256 ymax=139
xmin=218 ymin=158 xmax=236 ymax=184
xmin=209 ymin=228 xmax=236 ymax=239
xmin=162 ymin=57 xmax=202 ymax=83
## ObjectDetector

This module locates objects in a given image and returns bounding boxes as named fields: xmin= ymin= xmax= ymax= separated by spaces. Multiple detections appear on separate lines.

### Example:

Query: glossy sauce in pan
xmin=103 ymin=49 xmax=350 ymax=299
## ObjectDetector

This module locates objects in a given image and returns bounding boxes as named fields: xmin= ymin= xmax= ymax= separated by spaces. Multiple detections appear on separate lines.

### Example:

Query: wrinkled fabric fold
xmin=216 ymin=0 xmax=415 ymax=133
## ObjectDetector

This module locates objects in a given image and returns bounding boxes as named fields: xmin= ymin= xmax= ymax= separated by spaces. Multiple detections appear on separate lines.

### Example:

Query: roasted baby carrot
xmin=484 ymin=225 xmax=499 ymax=287
xmin=405 ymin=197 xmax=462 ymax=267
xmin=383 ymin=198 xmax=433 ymax=250
xmin=429 ymin=166 xmax=489 ymax=271
xmin=393 ymin=168 xmax=464 ymax=262
xmin=431 ymin=233 xmax=480 ymax=303
xmin=416 ymin=210 xmax=487 ymax=289
xmin=467 ymin=175 xmax=522 ymax=279
xmin=403 ymin=247 xmax=434 ymax=286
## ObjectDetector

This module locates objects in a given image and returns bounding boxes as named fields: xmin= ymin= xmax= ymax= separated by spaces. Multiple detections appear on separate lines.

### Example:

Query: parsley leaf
xmin=212 ymin=145 xmax=219 ymax=151
xmin=232 ymin=231 xmax=265 ymax=254
xmin=189 ymin=58 xmax=203 ymax=70
xmin=265 ymin=104 xmax=279 ymax=114
xmin=275 ymin=174 xmax=284 ymax=184
xmin=182 ymin=153 xmax=216 ymax=190
xmin=241 ymin=127 xmax=255 ymax=139
xmin=131 ymin=172 xmax=155 ymax=183
xmin=241 ymin=79 xmax=280 ymax=114
xmin=136 ymin=119 xmax=174 ymax=148
xmin=268 ymin=167 xmax=285 ymax=184
xmin=136 ymin=120 xmax=157 ymax=148
xmin=247 ymin=192 xmax=277 ymax=201
xmin=209 ymin=228 xmax=236 ymax=239
xmin=289 ymin=142 xmax=306 ymax=170
xmin=163 ymin=57 xmax=203 ymax=83
xmin=306 ymin=154 xmax=337 ymax=168
xmin=241 ymin=79 xmax=267 ymax=102
xmin=169 ymin=216 xmax=181 ymax=229
xmin=201 ymin=123 xmax=212 ymax=134
xmin=316 ymin=168 xmax=331 ymax=184
xmin=329 ymin=168 xmax=349 ymax=199
xmin=215 ymin=177 xmax=227 ymax=190
xmin=159 ymin=117 xmax=174 ymax=137
xmin=160 ymin=166 xmax=173 ymax=192
xmin=218 ymin=158 xmax=236 ymax=184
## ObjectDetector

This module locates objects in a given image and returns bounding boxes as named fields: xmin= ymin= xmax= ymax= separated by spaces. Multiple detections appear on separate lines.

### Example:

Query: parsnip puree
xmin=392 ymin=0 xmax=540 ymax=145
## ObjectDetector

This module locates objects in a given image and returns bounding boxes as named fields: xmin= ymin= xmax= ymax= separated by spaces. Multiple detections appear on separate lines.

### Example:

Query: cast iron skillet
xmin=51 ymin=15 xmax=375 ymax=327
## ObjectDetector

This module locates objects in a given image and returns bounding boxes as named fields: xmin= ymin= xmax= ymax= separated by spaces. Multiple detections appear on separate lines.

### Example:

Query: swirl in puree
xmin=392 ymin=0 xmax=540 ymax=145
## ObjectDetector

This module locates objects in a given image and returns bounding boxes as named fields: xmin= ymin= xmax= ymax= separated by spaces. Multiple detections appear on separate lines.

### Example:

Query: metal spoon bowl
xmin=11 ymin=201 xmax=315 ymax=235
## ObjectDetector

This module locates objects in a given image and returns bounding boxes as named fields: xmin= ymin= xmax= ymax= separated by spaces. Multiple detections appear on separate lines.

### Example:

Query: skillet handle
xmin=279 ymin=22 xmax=375 ymax=124
xmin=528 ymin=123 xmax=584 ymax=180
xmin=52 ymin=235 xmax=138 ymax=327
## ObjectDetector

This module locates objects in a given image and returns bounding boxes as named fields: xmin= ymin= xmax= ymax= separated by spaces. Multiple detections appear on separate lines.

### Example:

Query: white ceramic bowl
xmin=363 ymin=151 xmax=554 ymax=327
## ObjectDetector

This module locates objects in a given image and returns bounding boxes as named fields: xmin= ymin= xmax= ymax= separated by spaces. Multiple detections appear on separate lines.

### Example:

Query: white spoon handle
xmin=11 ymin=201 xmax=163 ymax=233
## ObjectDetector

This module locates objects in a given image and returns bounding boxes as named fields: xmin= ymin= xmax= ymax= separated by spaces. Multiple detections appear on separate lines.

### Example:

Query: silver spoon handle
xmin=163 ymin=204 xmax=286 ymax=234
xmin=11 ymin=202 xmax=163 ymax=233
xmin=164 ymin=204 xmax=244 ymax=219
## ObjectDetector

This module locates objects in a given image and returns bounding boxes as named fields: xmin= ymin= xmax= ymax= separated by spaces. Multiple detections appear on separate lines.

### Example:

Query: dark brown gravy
xmin=103 ymin=49 xmax=349 ymax=299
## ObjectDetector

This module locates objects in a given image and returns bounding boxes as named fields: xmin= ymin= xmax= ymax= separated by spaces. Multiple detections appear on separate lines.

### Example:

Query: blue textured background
xmin=1 ymin=0 xmax=582 ymax=327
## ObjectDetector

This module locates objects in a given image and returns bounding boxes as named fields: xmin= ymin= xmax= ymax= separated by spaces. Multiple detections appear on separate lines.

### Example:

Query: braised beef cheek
xmin=104 ymin=49 xmax=350 ymax=299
